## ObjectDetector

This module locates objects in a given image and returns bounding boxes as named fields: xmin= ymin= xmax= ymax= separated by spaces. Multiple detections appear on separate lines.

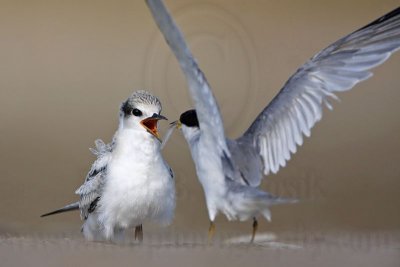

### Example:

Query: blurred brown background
xmin=0 ymin=0 xmax=399 ymax=238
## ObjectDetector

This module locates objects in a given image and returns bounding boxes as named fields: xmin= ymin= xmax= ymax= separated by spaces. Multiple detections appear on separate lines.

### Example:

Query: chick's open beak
xmin=140 ymin=113 xmax=167 ymax=141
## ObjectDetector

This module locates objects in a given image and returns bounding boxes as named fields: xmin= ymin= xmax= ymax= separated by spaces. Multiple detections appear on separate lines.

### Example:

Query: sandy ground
xmin=1 ymin=231 xmax=399 ymax=267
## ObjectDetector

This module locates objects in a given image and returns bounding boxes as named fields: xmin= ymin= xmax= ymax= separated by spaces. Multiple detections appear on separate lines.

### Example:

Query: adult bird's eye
xmin=132 ymin=108 xmax=142 ymax=117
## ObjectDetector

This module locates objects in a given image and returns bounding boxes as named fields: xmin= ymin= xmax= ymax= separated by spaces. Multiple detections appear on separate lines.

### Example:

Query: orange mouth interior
xmin=140 ymin=118 xmax=160 ymax=138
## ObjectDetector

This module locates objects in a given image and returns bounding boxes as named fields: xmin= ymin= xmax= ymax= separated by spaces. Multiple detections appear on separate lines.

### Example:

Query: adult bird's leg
xmin=250 ymin=217 xmax=258 ymax=243
xmin=134 ymin=224 xmax=143 ymax=242
xmin=208 ymin=221 xmax=216 ymax=244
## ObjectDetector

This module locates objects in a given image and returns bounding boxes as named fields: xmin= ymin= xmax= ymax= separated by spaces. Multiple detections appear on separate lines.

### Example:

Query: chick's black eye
xmin=132 ymin=108 xmax=142 ymax=117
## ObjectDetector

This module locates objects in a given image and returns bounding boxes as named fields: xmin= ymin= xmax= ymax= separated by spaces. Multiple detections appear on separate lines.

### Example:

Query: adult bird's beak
xmin=140 ymin=113 xmax=168 ymax=142
xmin=170 ymin=120 xmax=182 ymax=129
xmin=160 ymin=120 xmax=181 ymax=150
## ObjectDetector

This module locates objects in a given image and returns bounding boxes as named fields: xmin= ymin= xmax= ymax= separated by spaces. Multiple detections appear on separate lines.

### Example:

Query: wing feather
xmin=238 ymin=7 xmax=400 ymax=176
xmin=75 ymin=139 xmax=111 ymax=219
xmin=146 ymin=0 xmax=230 ymax=156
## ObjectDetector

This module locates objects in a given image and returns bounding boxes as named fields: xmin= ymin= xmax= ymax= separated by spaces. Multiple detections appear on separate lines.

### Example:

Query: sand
xmin=1 ymin=231 xmax=399 ymax=267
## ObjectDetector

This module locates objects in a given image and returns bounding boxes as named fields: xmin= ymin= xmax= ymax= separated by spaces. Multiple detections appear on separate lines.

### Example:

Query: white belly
xmin=191 ymin=138 xmax=227 ymax=220
xmin=97 ymin=133 xmax=175 ymax=234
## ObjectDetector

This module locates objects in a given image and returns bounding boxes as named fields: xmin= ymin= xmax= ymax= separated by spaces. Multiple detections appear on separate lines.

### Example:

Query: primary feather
xmin=239 ymin=6 xmax=400 ymax=177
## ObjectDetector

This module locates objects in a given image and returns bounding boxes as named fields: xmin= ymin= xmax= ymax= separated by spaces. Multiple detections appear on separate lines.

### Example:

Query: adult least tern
xmin=41 ymin=90 xmax=175 ymax=243
xmin=147 ymin=0 xmax=400 ymax=242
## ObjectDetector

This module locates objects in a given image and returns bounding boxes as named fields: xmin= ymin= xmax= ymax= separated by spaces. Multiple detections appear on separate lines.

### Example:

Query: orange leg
xmin=208 ymin=221 xmax=216 ymax=244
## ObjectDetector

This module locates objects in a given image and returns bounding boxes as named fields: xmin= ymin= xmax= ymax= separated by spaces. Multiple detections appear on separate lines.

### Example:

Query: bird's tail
xmin=266 ymin=194 xmax=298 ymax=206
xmin=256 ymin=194 xmax=298 ymax=221
xmin=40 ymin=202 xmax=79 ymax=217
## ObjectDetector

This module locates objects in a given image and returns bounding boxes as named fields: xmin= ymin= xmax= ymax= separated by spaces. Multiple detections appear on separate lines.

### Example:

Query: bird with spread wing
xmin=146 ymin=0 xmax=400 ymax=243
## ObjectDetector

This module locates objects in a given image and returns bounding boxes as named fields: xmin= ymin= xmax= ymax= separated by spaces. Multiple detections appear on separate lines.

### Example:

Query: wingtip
xmin=355 ymin=6 xmax=400 ymax=33
xmin=40 ymin=210 xmax=61 ymax=218
xmin=40 ymin=212 xmax=54 ymax=218
xmin=40 ymin=202 xmax=80 ymax=218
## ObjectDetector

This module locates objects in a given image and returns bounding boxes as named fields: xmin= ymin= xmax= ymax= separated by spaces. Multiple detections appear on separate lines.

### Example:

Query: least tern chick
xmin=41 ymin=90 xmax=176 ymax=243
xmin=147 ymin=0 xmax=400 ymax=243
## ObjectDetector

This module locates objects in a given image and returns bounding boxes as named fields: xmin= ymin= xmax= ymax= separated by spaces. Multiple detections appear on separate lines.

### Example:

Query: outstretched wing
xmin=146 ymin=0 xmax=230 ymax=157
xmin=75 ymin=139 xmax=111 ymax=219
xmin=238 ymin=7 xmax=400 ymax=176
